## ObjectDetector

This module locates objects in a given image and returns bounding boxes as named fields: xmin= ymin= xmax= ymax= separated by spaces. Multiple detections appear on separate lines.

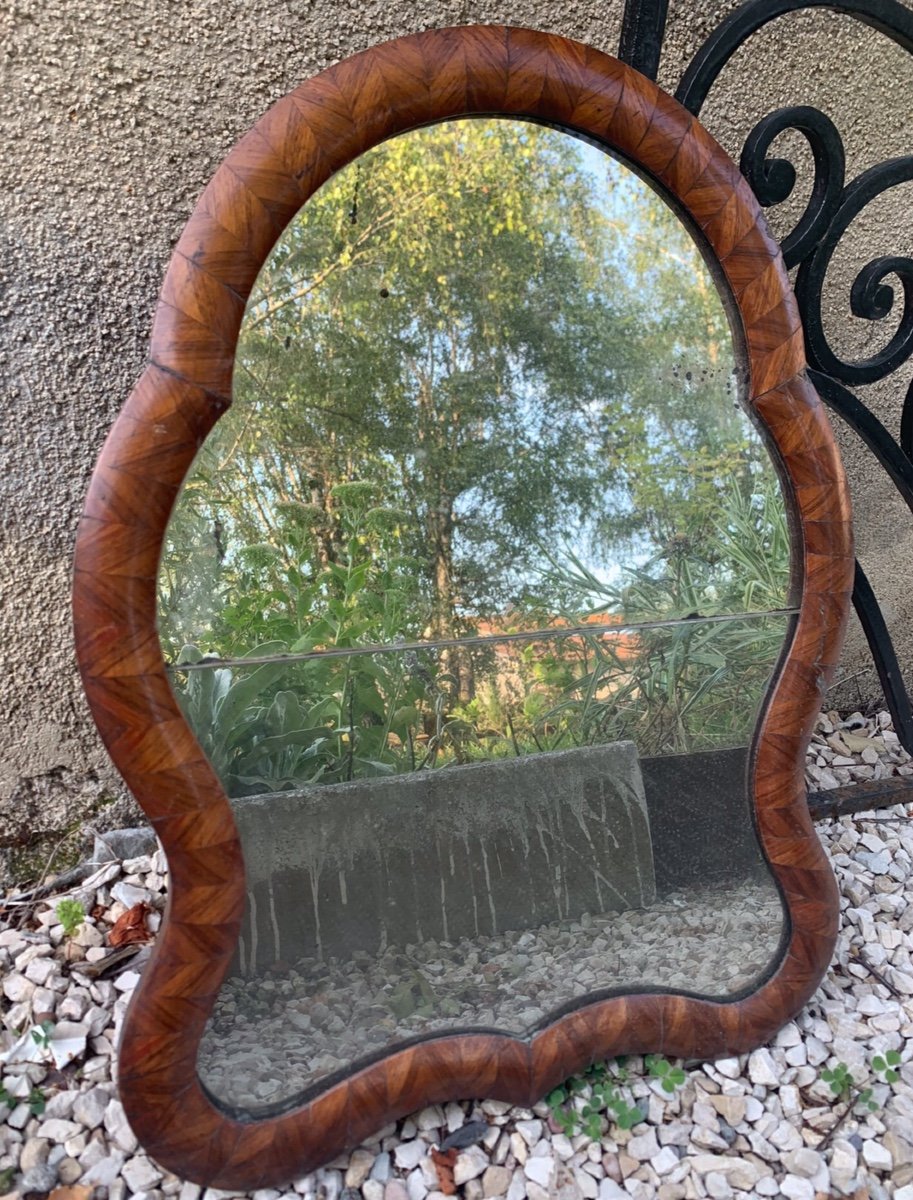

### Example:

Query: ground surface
xmin=2 ymin=711 xmax=913 ymax=1199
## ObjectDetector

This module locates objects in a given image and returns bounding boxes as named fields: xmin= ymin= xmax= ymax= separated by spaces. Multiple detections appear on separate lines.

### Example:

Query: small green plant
xmin=873 ymin=1049 xmax=902 ymax=1084
xmin=0 ymin=1166 xmax=16 ymax=1192
xmin=1 ymin=1082 xmax=49 ymax=1117
xmin=821 ymin=1061 xmax=877 ymax=1112
xmin=821 ymin=1061 xmax=853 ymax=1101
xmin=547 ymin=1060 xmax=647 ymax=1140
xmin=857 ymin=1084 xmax=876 ymax=1112
xmin=55 ymin=898 xmax=85 ymax=937
xmin=819 ymin=1051 xmax=907 ymax=1151
xmin=645 ymin=1054 xmax=687 ymax=1094
xmin=30 ymin=1020 xmax=54 ymax=1051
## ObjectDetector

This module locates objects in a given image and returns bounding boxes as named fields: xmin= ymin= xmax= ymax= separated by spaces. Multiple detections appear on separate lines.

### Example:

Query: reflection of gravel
xmin=198 ymin=879 xmax=783 ymax=1112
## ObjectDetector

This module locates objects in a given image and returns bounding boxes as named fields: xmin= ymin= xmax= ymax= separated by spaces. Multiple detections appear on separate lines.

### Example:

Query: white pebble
xmin=780 ymin=1177 xmax=814 ymax=1200
xmin=454 ymin=1146 xmax=489 ymax=1186
xmin=714 ymin=1057 xmax=742 ymax=1079
xmin=862 ymin=1139 xmax=893 ymax=1171
xmin=650 ymin=1146 xmax=679 ymax=1176
xmin=393 ymin=1141 xmax=425 ymax=1171
xmin=524 ymin=1156 xmax=555 ymax=1190
xmin=747 ymin=1048 xmax=779 ymax=1087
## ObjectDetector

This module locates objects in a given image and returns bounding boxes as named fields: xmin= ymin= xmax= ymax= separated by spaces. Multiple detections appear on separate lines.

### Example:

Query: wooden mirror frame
xmin=72 ymin=25 xmax=854 ymax=1189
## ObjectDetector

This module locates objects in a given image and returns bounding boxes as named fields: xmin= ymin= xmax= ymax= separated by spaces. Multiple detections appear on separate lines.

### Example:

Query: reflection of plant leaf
xmin=351 ymin=757 xmax=395 ymax=776
xmin=239 ymin=728 xmax=341 ymax=763
xmin=217 ymin=648 xmax=289 ymax=732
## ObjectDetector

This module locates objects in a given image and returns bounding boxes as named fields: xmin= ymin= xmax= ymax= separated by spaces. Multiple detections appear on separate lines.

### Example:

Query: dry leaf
xmin=48 ymin=1187 xmax=93 ymax=1200
xmin=108 ymin=902 xmax=152 ymax=947
xmin=430 ymin=1147 xmax=458 ymax=1196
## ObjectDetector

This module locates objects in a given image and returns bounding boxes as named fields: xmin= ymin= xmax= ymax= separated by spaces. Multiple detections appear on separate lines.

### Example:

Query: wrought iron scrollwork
xmin=618 ymin=0 xmax=913 ymax=756
xmin=795 ymin=160 xmax=913 ymax=384
xmin=673 ymin=0 xmax=913 ymax=115
xmin=809 ymin=369 xmax=913 ymax=752
xmin=739 ymin=107 xmax=845 ymax=270
xmin=618 ymin=0 xmax=671 ymax=79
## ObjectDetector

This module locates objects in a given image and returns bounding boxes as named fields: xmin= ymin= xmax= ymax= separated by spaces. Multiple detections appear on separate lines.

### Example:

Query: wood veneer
xmin=72 ymin=25 xmax=854 ymax=1189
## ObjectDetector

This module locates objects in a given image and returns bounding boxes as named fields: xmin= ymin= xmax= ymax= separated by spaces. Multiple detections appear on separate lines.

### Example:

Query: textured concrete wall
xmin=2 ymin=0 xmax=912 ymax=872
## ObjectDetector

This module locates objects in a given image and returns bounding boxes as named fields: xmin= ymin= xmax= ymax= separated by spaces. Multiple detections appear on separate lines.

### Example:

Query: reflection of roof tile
xmin=474 ymin=612 xmax=639 ymax=660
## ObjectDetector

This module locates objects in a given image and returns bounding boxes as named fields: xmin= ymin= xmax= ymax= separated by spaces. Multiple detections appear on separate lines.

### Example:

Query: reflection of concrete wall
xmin=640 ymin=746 xmax=770 ymax=893
xmin=231 ymin=743 xmax=654 ymax=974
xmin=3 ymin=0 xmax=913 ymax=859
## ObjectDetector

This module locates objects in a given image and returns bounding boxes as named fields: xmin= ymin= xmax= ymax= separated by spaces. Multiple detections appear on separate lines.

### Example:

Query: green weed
xmin=55 ymin=898 xmax=85 ymax=938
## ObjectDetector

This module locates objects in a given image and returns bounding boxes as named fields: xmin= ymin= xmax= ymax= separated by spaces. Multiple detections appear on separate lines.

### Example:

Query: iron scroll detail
xmin=739 ymin=107 xmax=845 ymax=271
xmin=617 ymin=0 xmax=913 ymax=755
xmin=673 ymin=0 xmax=913 ymax=114
xmin=794 ymin=159 xmax=913 ymax=386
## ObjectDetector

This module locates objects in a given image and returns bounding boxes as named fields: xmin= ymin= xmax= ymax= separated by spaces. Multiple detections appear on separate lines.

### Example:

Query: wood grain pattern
xmin=72 ymin=25 xmax=854 ymax=1189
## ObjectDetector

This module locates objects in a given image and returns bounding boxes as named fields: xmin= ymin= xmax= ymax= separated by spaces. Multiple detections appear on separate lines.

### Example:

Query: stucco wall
xmin=2 ymin=0 xmax=912 ymax=874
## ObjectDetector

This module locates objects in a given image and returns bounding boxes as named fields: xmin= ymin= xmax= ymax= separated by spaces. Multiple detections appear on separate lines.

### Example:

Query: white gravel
xmin=2 ymin=709 xmax=913 ymax=1199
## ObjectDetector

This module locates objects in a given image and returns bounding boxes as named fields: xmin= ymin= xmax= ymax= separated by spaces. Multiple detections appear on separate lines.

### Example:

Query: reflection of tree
xmin=531 ymin=475 xmax=792 ymax=756
xmin=160 ymin=119 xmax=776 ymax=677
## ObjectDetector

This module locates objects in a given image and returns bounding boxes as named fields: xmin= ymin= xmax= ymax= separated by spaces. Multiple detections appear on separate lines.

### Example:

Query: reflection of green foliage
xmin=159 ymin=120 xmax=793 ymax=786
xmin=168 ymin=487 xmax=489 ymax=795
xmin=237 ymin=543 xmax=280 ymax=570
xmin=539 ymin=472 xmax=790 ymax=622
xmin=364 ymin=506 xmax=409 ymax=533
xmin=163 ymin=470 xmax=422 ymax=664
xmin=55 ymin=900 xmax=85 ymax=938
xmin=274 ymin=501 xmax=326 ymax=528
xmin=159 ymin=119 xmax=768 ymax=668
xmin=517 ymin=473 xmax=792 ymax=757
xmin=171 ymin=511 xmax=433 ymax=795
xmin=170 ymin=475 xmax=792 ymax=791
xmin=330 ymin=481 xmax=377 ymax=508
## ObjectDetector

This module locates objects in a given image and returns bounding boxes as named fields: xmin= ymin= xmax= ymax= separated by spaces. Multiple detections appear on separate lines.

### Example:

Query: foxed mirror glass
xmin=159 ymin=118 xmax=792 ymax=1113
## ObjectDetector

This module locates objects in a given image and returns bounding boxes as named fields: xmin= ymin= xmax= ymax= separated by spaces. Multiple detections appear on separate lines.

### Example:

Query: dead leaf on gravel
xmin=108 ymin=902 xmax=152 ymax=947
xmin=48 ymin=1186 xmax=93 ymax=1200
xmin=430 ymin=1147 xmax=458 ymax=1195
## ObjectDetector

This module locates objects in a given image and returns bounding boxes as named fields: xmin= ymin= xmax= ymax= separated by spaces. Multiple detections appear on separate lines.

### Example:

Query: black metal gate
xmin=617 ymin=0 xmax=913 ymax=816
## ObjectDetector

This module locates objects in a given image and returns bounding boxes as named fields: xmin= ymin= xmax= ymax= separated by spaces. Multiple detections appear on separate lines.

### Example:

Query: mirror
xmin=75 ymin=27 xmax=853 ymax=1185
xmin=158 ymin=119 xmax=792 ymax=1114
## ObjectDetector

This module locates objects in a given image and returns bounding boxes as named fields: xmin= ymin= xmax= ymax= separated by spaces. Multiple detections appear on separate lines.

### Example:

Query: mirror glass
xmin=157 ymin=119 xmax=794 ymax=1114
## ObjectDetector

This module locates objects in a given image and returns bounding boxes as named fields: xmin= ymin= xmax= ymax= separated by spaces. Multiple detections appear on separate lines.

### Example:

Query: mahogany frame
xmin=72 ymin=25 xmax=854 ymax=1189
